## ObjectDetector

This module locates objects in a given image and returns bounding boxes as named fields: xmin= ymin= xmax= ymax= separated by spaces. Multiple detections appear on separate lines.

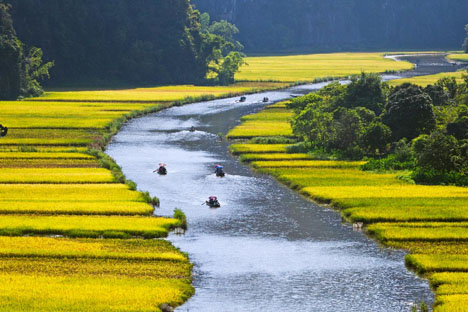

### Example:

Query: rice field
xmin=447 ymin=54 xmax=468 ymax=62
xmin=33 ymin=82 xmax=288 ymax=102
xmin=236 ymin=52 xmax=414 ymax=82
xmin=0 ymin=81 xmax=294 ymax=310
xmin=0 ymin=238 xmax=192 ymax=312
xmin=228 ymin=99 xmax=468 ymax=310
xmin=388 ymin=71 xmax=465 ymax=87
xmin=0 ymin=215 xmax=180 ymax=238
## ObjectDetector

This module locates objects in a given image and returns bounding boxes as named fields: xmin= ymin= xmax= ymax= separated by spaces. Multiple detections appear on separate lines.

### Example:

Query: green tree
xmin=383 ymin=83 xmax=436 ymax=141
xmin=344 ymin=72 xmax=386 ymax=114
xmin=0 ymin=3 xmax=21 ymax=100
xmin=217 ymin=51 xmax=245 ymax=85
xmin=208 ymin=19 xmax=244 ymax=53
xmin=413 ymin=131 xmax=463 ymax=172
xmin=20 ymin=46 xmax=54 ymax=97
xmin=331 ymin=107 xmax=364 ymax=152
xmin=361 ymin=121 xmax=392 ymax=156
xmin=286 ymin=93 xmax=324 ymax=114
xmin=435 ymin=76 xmax=458 ymax=99
xmin=291 ymin=104 xmax=335 ymax=148
xmin=200 ymin=12 xmax=210 ymax=33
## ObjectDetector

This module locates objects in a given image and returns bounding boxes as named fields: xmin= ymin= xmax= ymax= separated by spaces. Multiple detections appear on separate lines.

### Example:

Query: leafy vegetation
xmin=0 ymin=4 xmax=52 ymax=99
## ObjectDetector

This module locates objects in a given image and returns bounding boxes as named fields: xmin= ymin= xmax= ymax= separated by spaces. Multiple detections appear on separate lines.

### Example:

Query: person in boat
xmin=239 ymin=96 xmax=246 ymax=102
xmin=189 ymin=126 xmax=196 ymax=132
xmin=262 ymin=97 xmax=269 ymax=103
xmin=153 ymin=163 xmax=167 ymax=175
xmin=206 ymin=196 xmax=220 ymax=207
xmin=0 ymin=124 xmax=7 ymax=137
xmin=214 ymin=164 xmax=225 ymax=177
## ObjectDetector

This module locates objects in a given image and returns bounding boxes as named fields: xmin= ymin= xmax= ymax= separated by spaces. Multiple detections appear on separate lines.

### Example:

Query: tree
xmin=20 ymin=46 xmax=54 ymax=97
xmin=361 ymin=121 xmax=392 ymax=156
xmin=413 ymin=131 xmax=462 ymax=172
xmin=435 ymin=77 xmax=458 ymax=99
xmin=208 ymin=19 xmax=244 ymax=54
xmin=217 ymin=51 xmax=245 ymax=85
xmin=424 ymin=84 xmax=449 ymax=106
xmin=464 ymin=24 xmax=468 ymax=53
xmin=0 ymin=3 xmax=21 ymax=100
xmin=291 ymin=104 xmax=335 ymax=148
xmin=383 ymin=83 xmax=436 ymax=141
xmin=344 ymin=72 xmax=386 ymax=114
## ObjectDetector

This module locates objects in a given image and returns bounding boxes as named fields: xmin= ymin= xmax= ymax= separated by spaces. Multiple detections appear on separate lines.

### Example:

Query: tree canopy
xmin=0 ymin=3 xmax=52 ymax=99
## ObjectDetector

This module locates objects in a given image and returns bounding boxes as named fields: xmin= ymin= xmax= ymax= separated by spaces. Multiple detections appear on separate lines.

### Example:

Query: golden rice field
xmin=447 ymin=54 xmax=468 ymax=62
xmin=35 ymin=82 xmax=289 ymax=102
xmin=236 ymin=52 xmax=414 ymax=82
xmin=388 ymin=71 xmax=465 ymax=87
xmin=228 ymin=100 xmax=468 ymax=311
xmin=0 ymin=81 xmax=297 ymax=310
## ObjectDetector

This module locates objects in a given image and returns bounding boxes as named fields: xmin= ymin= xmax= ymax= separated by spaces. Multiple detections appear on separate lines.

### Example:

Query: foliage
xmin=413 ymin=131 xmax=465 ymax=173
xmin=360 ymin=121 xmax=392 ymax=156
xmin=383 ymin=83 xmax=436 ymax=141
xmin=0 ymin=4 xmax=52 ymax=99
xmin=173 ymin=209 xmax=188 ymax=231
xmin=0 ymin=3 xmax=21 ymax=100
xmin=344 ymin=72 xmax=386 ymax=114
xmin=217 ymin=51 xmax=246 ymax=85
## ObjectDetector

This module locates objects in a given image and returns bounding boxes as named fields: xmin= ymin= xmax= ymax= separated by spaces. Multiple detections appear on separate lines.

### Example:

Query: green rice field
xmin=228 ymin=99 xmax=468 ymax=311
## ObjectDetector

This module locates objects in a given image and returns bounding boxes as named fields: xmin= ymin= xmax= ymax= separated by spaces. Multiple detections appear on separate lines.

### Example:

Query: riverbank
xmin=227 ymin=99 xmax=468 ymax=311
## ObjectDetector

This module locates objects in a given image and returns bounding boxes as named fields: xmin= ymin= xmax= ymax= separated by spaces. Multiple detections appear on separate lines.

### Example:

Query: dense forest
xmin=193 ymin=0 xmax=468 ymax=53
xmin=0 ymin=0 xmax=245 ymax=91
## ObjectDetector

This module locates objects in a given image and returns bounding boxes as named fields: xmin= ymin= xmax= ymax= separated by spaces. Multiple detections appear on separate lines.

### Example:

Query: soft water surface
xmin=107 ymin=55 xmax=465 ymax=311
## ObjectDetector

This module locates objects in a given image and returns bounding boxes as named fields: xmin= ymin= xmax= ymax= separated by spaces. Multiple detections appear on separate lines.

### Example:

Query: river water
xmin=107 ymin=55 xmax=465 ymax=311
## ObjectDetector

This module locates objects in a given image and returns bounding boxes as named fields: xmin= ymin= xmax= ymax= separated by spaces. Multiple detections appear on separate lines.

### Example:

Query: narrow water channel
xmin=107 ymin=55 xmax=465 ymax=311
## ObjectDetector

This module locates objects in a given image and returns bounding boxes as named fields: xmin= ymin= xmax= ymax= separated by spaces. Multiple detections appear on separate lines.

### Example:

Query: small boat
xmin=262 ymin=97 xmax=269 ymax=103
xmin=206 ymin=196 xmax=221 ymax=208
xmin=239 ymin=96 xmax=247 ymax=102
xmin=214 ymin=165 xmax=225 ymax=177
xmin=154 ymin=163 xmax=167 ymax=175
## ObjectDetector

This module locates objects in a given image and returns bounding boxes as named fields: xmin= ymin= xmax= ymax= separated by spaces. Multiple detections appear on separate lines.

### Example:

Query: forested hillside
xmin=7 ymin=0 xmax=210 ymax=86
xmin=193 ymin=0 xmax=468 ymax=53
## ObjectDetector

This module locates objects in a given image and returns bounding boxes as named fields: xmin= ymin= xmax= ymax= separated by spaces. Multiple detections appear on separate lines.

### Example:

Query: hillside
xmin=193 ymin=0 xmax=468 ymax=53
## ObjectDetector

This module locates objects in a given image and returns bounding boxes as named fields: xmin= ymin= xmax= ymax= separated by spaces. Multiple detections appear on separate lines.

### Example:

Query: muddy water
xmin=107 ymin=55 xmax=464 ymax=311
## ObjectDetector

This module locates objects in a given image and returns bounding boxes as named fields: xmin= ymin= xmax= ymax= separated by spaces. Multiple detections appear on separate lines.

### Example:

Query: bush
xmin=411 ymin=168 xmax=467 ymax=186
xmin=361 ymin=154 xmax=415 ymax=172
xmin=174 ymin=209 xmax=188 ymax=231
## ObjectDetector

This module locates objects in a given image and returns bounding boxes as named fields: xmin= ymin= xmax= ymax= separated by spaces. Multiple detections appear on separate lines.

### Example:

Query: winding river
xmin=107 ymin=55 xmax=465 ymax=311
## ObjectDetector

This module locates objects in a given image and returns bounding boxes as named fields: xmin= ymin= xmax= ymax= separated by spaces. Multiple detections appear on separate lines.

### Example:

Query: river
xmin=107 ymin=55 xmax=465 ymax=311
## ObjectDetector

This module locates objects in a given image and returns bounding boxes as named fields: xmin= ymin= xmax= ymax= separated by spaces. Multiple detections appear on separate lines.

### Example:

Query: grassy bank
xmin=236 ymin=52 xmax=414 ymax=82
xmin=228 ymin=100 xmax=468 ymax=311
xmin=0 ymin=81 xmax=290 ymax=311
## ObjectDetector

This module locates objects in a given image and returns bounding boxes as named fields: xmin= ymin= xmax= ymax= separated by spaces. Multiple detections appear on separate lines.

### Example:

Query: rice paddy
xmin=388 ymin=71 xmax=465 ymax=87
xmin=447 ymin=54 xmax=468 ymax=62
xmin=0 ymin=81 xmax=292 ymax=311
xmin=236 ymin=52 xmax=414 ymax=82
xmin=228 ymin=99 xmax=468 ymax=311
